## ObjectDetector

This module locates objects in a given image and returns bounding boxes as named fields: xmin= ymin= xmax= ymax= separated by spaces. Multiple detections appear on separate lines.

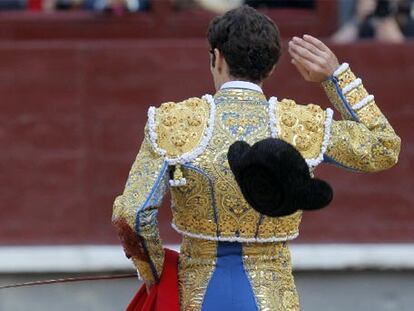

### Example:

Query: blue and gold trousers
xmin=178 ymin=236 xmax=300 ymax=311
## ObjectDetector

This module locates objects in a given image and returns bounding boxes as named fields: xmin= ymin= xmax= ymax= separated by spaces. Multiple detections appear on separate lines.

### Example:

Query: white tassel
xmin=333 ymin=63 xmax=350 ymax=77
xmin=148 ymin=106 xmax=166 ymax=156
xmin=268 ymin=96 xmax=279 ymax=138
xmin=169 ymin=178 xmax=187 ymax=187
xmin=342 ymin=78 xmax=362 ymax=94
xmin=353 ymin=95 xmax=374 ymax=110
xmin=305 ymin=108 xmax=334 ymax=168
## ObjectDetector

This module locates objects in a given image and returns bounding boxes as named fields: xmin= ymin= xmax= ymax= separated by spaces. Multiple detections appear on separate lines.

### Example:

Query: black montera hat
xmin=227 ymin=138 xmax=333 ymax=217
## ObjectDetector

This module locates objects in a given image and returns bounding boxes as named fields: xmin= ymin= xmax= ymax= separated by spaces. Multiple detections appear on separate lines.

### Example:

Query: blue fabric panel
xmin=202 ymin=242 xmax=258 ymax=311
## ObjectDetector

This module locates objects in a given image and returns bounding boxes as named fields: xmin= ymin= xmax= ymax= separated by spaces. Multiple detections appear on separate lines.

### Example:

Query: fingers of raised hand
xmin=303 ymin=34 xmax=330 ymax=53
xmin=302 ymin=34 xmax=339 ymax=73
xmin=291 ymin=59 xmax=311 ymax=81
xmin=292 ymin=36 xmax=326 ymax=59
xmin=288 ymin=40 xmax=324 ymax=65
xmin=288 ymin=44 xmax=320 ymax=73
xmin=289 ymin=39 xmax=335 ymax=75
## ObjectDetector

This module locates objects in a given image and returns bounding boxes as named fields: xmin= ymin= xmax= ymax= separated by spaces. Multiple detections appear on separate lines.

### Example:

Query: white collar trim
xmin=220 ymin=81 xmax=263 ymax=93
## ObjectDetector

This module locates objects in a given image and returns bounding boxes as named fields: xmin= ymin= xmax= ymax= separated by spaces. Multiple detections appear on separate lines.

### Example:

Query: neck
xmin=219 ymin=80 xmax=264 ymax=94
xmin=216 ymin=76 xmax=263 ymax=91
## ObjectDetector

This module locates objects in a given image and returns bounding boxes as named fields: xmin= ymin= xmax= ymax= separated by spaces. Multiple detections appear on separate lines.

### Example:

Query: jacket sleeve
xmin=321 ymin=63 xmax=401 ymax=172
xmin=112 ymin=123 xmax=169 ymax=287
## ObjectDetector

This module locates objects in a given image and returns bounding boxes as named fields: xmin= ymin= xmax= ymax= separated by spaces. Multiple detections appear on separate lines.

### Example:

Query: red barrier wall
xmin=0 ymin=39 xmax=413 ymax=245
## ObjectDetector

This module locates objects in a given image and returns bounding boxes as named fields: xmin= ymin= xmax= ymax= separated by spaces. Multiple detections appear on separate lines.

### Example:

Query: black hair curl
xmin=207 ymin=5 xmax=281 ymax=83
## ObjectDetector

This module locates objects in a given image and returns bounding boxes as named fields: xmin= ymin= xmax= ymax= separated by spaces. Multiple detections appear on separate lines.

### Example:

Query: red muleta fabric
xmin=126 ymin=248 xmax=180 ymax=311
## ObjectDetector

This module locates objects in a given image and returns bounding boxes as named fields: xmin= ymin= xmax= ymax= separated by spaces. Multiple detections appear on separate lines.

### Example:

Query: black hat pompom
xmin=227 ymin=138 xmax=333 ymax=217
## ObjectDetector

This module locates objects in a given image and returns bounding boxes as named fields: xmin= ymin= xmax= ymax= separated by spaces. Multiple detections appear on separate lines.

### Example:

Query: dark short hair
xmin=207 ymin=5 xmax=281 ymax=83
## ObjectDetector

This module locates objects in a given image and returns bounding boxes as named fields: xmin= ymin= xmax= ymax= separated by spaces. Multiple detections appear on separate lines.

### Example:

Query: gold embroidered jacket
xmin=112 ymin=64 xmax=401 ymax=286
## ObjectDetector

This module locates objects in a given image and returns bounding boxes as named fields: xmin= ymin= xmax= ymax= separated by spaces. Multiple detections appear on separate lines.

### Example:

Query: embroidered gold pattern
xmin=345 ymin=85 xmax=369 ymax=106
xmin=171 ymin=169 xmax=217 ymax=235
xmin=113 ymin=65 xmax=400 ymax=302
xmin=336 ymin=68 xmax=357 ymax=88
xmin=326 ymin=114 xmax=400 ymax=172
xmin=243 ymin=242 xmax=300 ymax=311
xmin=179 ymin=237 xmax=217 ymax=311
xmin=131 ymin=232 xmax=165 ymax=283
xmin=112 ymin=131 xmax=167 ymax=285
xmin=171 ymin=90 xmax=314 ymax=242
xmin=155 ymin=98 xmax=210 ymax=157
xmin=277 ymin=99 xmax=326 ymax=160
xmin=321 ymin=78 xmax=354 ymax=120
xmin=178 ymin=237 xmax=299 ymax=311
xmin=322 ymin=67 xmax=401 ymax=171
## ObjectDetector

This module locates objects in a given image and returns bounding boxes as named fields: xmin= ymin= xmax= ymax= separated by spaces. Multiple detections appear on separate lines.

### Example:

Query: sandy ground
xmin=1 ymin=271 xmax=414 ymax=310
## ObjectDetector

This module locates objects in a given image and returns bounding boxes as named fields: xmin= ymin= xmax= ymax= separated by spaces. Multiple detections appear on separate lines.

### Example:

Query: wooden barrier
xmin=0 ymin=39 xmax=413 ymax=245
xmin=0 ymin=0 xmax=337 ymax=40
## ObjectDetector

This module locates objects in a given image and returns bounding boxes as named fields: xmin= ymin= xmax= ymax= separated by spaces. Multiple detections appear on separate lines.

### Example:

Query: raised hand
xmin=288 ymin=34 xmax=340 ymax=83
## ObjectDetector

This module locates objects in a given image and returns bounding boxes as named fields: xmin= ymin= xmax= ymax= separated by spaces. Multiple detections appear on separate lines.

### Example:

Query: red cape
xmin=126 ymin=248 xmax=180 ymax=311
